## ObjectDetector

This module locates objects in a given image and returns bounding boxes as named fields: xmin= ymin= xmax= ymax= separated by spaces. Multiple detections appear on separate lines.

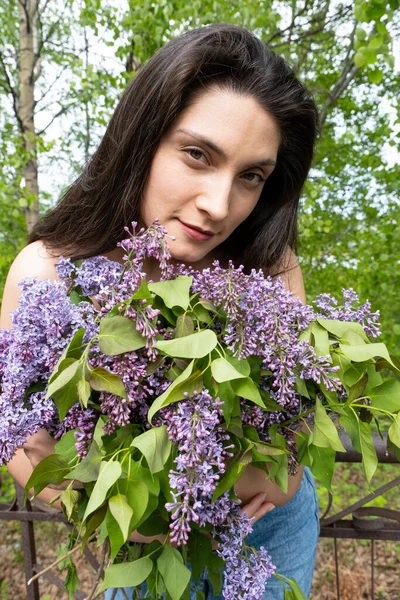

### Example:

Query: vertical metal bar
xmin=15 ymin=483 xmax=40 ymax=600
xmin=371 ymin=539 xmax=375 ymax=600
xmin=334 ymin=538 xmax=340 ymax=600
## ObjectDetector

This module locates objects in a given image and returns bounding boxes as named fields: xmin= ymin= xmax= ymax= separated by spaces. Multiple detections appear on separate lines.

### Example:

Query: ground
xmin=1 ymin=464 xmax=399 ymax=599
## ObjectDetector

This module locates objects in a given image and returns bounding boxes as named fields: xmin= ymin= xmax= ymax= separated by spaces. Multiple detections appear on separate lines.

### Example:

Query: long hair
xmin=29 ymin=23 xmax=319 ymax=272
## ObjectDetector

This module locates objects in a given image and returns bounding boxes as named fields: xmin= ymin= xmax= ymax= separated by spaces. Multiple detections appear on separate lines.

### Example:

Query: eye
xmin=241 ymin=172 xmax=266 ymax=185
xmin=184 ymin=147 xmax=208 ymax=163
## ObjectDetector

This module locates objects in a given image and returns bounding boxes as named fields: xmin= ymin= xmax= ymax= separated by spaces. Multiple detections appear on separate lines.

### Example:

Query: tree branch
xmin=265 ymin=0 xmax=312 ymax=44
xmin=36 ymin=101 xmax=77 ymax=135
xmin=0 ymin=52 xmax=23 ymax=132
xmin=319 ymin=22 xmax=360 ymax=128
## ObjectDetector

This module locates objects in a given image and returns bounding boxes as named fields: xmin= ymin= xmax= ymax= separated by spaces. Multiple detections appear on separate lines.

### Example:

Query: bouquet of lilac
xmin=1 ymin=222 xmax=400 ymax=600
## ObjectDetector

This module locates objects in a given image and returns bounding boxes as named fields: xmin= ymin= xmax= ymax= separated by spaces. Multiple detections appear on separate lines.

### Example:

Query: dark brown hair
xmin=30 ymin=23 xmax=319 ymax=272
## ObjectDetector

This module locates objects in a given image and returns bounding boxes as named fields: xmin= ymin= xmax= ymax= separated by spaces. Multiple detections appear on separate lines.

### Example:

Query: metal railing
xmin=1 ymin=433 xmax=399 ymax=599
xmin=319 ymin=433 xmax=400 ymax=599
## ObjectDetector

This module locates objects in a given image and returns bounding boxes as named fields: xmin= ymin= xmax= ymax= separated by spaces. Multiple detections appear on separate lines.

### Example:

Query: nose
xmin=195 ymin=175 xmax=233 ymax=222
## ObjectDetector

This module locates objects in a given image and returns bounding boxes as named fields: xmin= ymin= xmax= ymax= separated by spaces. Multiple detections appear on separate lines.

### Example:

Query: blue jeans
xmin=105 ymin=467 xmax=319 ymax=599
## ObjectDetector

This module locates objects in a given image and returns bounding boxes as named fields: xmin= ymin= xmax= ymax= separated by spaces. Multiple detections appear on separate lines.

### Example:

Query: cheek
xmin=231 ymin=196 xmax=260 ymax=228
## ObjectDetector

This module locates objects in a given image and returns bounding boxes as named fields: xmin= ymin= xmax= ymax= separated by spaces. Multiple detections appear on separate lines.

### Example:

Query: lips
xmin=179 ymin=220 xmax=216 ymax=241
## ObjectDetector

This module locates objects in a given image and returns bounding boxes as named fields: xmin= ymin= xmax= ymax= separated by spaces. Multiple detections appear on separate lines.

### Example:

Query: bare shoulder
xmin=273 ymin=247 xmax=306 ymax=304
xmin=0 ymin=241 xmax=61 ymax=328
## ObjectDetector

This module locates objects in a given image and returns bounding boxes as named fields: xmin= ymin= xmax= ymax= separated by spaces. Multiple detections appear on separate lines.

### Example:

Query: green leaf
xmin=48 ymin=357 xmax=79 ymax=391
xmin=49 ymin=329 xmax=85 ymax=382
xmin=137 ymin=510 xmax=169 ymax=536
xmin=212 ymin=449 xmax=252 ymax=501
xmin=270 ymin=450 xmax=288 ymax=494
xmin=46 ymin=360 xmax=81 ymax=419
xmin=155 ymin=329 xmax=217 ymax=358
xmin=345 ymin=372 xmax=368 ymax=405
xmin=176 ymin=314 xmax=195 ymax=337
xmin=133 ymin=486 xmax=156 ymax=530
xmin=65 ymin=561 xmax=80 ymax=600
xmin=77 ymin=376 xmax=91 ymax=406
xmin=308 ymin=321 xmax=330 ymax=357
xmin=317 ymin=318 xmax=369 ymax=342
xmin=355 ymin=27 xmax=367 ymax=40
xmin=308 ymin=444 xmax=336 ymax=491
xmin=274 ymin=573 xmax=308 ymax=599
xmin=354 ymin=51 xmax=366 ymax=67
xmin=129 ymin=460 xmax=160 ymax=496
xmin=207 ymin=555 xmax=224 ymax=596
xmin=148 ymin=276 xmax=193 ymax=310
xmin=192 ymin=303 xmax=213 ymax=324
xmin=157 ymin=546 xmax=191 ymax=600
xmin=100 ymin=556 xmax=153 ymax=591
xmin=253 ymin=441 xmax=288 ymax=457
xmin=296 ymin=431 xmax=312 ymax=467
xmin=60 ymin=488 xmax=81 ymax=520
xmin=82 ymin=503 xmax=108 ymax=547
xmin=54 ymin=430 xmax=78 ymax=464
xmin=228 ymin=355 xmax=252 ymax=377
xmin=25 ymin=454 xmax=70 ymax=498
xmin=187 ymin=531 xmax=214 ymax=581
xmin=340 ymin=343 xmax=398 ymax=370
xmin=211 ymin=357 xmax=247 ymax=383
xmin=89 ymin=367 xmax=127 ymax=398
xmin=388 ymin=413 xmax=400 ymax=448
xmin=83 ymin=460 xmax=122 ymax=522
xmin=368 ymin=68 xmax=383 ymax=84
xmin=147 ymin=360 xmax=194 ymax=422
xmin=339 ymin=412 xmax=361 ymax=453
xmin=99 ymin=315 xmax=146 ymax=355
xmin=131 ymin=426 xmax=172 ymax=473
xmin=105 ymin=508 xmax=125 ymax=561
xmin=109 ymin=494 xmax=133 ymax=541
xmin=369 ymin=380 xmax=400 ymax=413
xmin=231 ymin=377 xmax=264 ymax=407
xmin=65 ymin=440 xmax=103 ymax=482
xmin=359 ymin=421 xmax=378 ymax=483
xmin=313 ymin=398 xmax=346 ymax=452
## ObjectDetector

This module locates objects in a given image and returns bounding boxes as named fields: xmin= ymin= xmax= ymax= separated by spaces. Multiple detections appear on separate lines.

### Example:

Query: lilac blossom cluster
xmin=216 ymin=508 xmax=276 ymax=600
xmin=188 ymin=261 xmax=340 ymax=410
xmin=0 ymin=278 xmax=96 ymax=464
xmin=163 ymin=389 xmax=276 ymax=597
xmin=52 ymin=403 xmax=98 ymax=458
xmin=314 ymin=288 xmax=381 ymax=338
xmin=163 ymin=389 xmax=234 ymax=545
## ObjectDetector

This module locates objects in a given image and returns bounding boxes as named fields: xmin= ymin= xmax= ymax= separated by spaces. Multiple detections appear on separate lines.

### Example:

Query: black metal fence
xmin=1 ymin=433 xmax=399 ymax=600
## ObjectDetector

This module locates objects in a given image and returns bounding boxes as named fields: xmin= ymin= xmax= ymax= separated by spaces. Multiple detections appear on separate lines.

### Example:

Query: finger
xmin=252 ymin=502 xmax=275 ymax=522
xmin=240 ymin=492 xmax=268 ymax=518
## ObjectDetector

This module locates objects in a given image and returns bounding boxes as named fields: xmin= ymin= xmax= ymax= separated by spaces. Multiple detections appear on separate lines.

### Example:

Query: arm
xmin=234 ymin=248 xmax=306 ymax=506
xmin=1 ymin=241 xmax=64 ymax=506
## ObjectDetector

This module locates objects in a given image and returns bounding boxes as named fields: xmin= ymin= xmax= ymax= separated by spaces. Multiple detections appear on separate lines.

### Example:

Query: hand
xmin=241 ymin=492 xmax=275 ymax=525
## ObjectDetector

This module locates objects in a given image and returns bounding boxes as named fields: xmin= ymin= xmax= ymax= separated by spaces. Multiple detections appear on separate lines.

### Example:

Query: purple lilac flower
xmin=163 ymin=389 xmax=233 ymax=545
xmin=56 ymin=256 xmax=123 ymax=297
xmin=0 ymin=278 xmax=97 ymax=464
xmin=52 ymin=403 xmax=98 ymax=458
xmin=117 ymin=220 xmax=175 ymax=282
xmin=188 ymin=261 xmax=338 ymax=409
xmin=216 ymin=507 xmax=276 ymax=600
xmin=314 ymin=288 xmax=381 ymax=338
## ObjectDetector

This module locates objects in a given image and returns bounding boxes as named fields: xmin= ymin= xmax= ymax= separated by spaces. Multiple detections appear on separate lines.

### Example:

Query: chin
xmin=169 ymin=244 xmax=209 ymax=265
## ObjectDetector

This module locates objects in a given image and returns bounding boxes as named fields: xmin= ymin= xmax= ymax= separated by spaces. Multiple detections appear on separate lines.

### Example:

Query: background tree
xmin=0 ymin=0 xmax=399 ymax=352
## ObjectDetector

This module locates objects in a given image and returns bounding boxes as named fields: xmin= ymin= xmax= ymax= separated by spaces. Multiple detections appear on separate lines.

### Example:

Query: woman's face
xmin=141 ymin=87 xmax=281 ymax=266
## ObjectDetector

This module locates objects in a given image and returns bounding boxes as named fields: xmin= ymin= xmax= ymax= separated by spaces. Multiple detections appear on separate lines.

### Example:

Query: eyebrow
xmin=175 ymin=128 xmax=277 ymax=169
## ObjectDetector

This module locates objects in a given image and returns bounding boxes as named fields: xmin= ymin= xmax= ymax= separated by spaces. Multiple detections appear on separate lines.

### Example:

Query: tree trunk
xmin=18 ymin=0 xmax=39 ymax=233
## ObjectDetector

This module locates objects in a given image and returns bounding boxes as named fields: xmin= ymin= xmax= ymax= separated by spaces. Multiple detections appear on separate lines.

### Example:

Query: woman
xmin=1 ymin=24 xmax=320 ymax=599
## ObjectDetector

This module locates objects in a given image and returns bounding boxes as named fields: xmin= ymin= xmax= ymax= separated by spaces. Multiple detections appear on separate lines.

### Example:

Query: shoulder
xmin=0 ymin=241 xmax=61 ymax=328
xmin=272 ymin=247 xmax=306 ymax=304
